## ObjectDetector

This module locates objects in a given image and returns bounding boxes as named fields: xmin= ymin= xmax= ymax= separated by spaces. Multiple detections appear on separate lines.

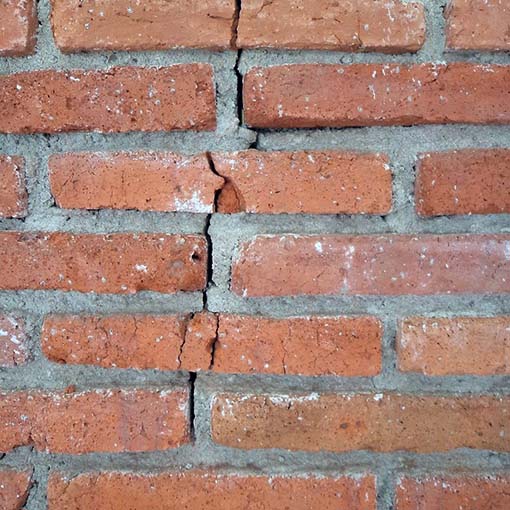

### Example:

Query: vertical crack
xmin=188 ymin=371 xmax=197 ymax=442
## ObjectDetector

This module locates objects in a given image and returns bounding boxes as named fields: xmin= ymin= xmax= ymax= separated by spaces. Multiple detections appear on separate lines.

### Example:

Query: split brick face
xmin=1 ymin=0 xmax=509 ymax=506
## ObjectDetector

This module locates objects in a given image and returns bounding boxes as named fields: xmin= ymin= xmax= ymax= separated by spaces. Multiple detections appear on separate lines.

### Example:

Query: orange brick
xmin=0 ymin=316 xmax=28 ymax=367
xmin=398 ymin=316 xmax=510 ymax=375
xmin=243 ymin=64 xmax=510 ymax=128
xmin=212 ymin=150 xmax=392 ymax=214
xmin=49 ymin=152 xmax=224 ymax=213
xmin=51 ymin=0 xmax=236 ymax=52
xmin=0 ymin=232 xmax=207 ymax=294
xmin=0 ymin=470 xmax=32 ymax=510
xmin=238 ymin=0 xmax=425 ymax=52
xmin=0 ymin=0 xmax=37 ymax=56
xmin=0 ymin=65 xmax=216 ymax=134
xmin=48 ymin=471 xmax=376 ymax=510
xmin=231 ymin=235 xmax=510 ymax=297
xmin=416 ymin=149 xmax=510 ymax=216
xmin=212 ymin=393 xmax=510 ymax=452
xmin=0 ymin=156 xmax=27 ymax=219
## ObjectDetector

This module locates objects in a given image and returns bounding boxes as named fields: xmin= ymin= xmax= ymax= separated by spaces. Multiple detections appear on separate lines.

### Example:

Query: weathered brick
xmin=213 ymin=315 xmax=382 ymax=376
xmin=0 ymin=389 xmax=189 ymax=453
xmin=48 ymin=471 xmax=376 ymax=510
xmin=231 ymin=235 xmax=510 ymax=297
xmin=396 ymin=476 xmax=510 ymax=510
xmin=238 ymin=0 xmax=425 ymax=52
xmin=0 ymin=65 xmax=216 ymax=134
xmin=398 ymin=316 xmax=510 ymax=375
xmin=49 ymin=152 xmax=224 ymax=213
xmin=416 ymin=149 xmax=510 ymax=216
xmin=0 ymin=232 xmax=207 ymax=294
xmin=0 ymin=0 xmax=37 ymax=56
xmin=0 ymin=156 xmax=27 ymax=219
xmin=51 ymin=0 xmax=236 ymax=52
xmin=243 ymin=64 xmax=510 ymax=128
xmin=446 ymin=0 xmax=510 ymax=51
xmin=212 ymin=150 xmax=392 ymax=214
xmin=212 ymin=393 xmax=510 ymax=452
xmin=0 ymin=470 xmax=32 ymax=510
xmin=0 ymin=316 xmax=28 ymax=367
xmin=42 ymin=313 xmax=216 ymax=371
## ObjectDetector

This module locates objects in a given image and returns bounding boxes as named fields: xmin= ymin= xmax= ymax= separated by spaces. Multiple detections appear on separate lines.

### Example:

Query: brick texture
xmin=49 ymin=152 xmax=224 ymax=213
xmin=231 ymin=235 xmax=510 ymax=297
xmin=51 ymin=0 xmax=237 ymax=52
xmin=0 ymin=0 xmax=37 ymax=56
xmin=213 ymin=315 xmax=382 ymax=376
xmin=237 ymin=0 xmax=425 ymax=52
xmin=212 ymin=150 xmax=392 ymax=214
xmin=446 ymin=0 xmax=510 ymax=51
xmin=416 ymin=149 xmax=510 ymax=216
xmin=0 ymin=156 xmax=27 ymax=219
xmin=398 ymin=316 xmax=510 ymax=375
xmin=396 ymin=476 xmax=510 ymax=510
xmin=0 ymin=316 xmax=28 ymax=367
xmin=0 ymin=65 xmax=216 ymax=134
xmin=47 ymin=471 xmax=376 ymax=510
xmin=0 ymin=232 xmax=207 ymax=294
xmin=0 ymin=470 xmax=32 ymax=510
xmin=0 ymin=389 xmax=189 ymax=453
xmin=212 ymin=393 xmax=510 ymax=452
xmin=42 ymin=313 xmax=216 ymax=371
xmin=243 ymin=64 xmax=510 ymax=128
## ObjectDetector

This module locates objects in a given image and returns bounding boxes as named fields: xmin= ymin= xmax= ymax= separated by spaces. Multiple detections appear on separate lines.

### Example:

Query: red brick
xmin=0 ymin=316 xmax=28 ymax=367
xmin=416 ymin=149 xmax=510 ymax=216
xmin=446 ymin=0 xmax=510 ymax=51
xmin=51 ymin=0 xmax=236 ymax=52
xmin=396 ymin=476 xmax=510 ymax=510
xmin=212 ymin=393 xmax=510 ymax=452
xmin=212 ymin=150 xmax=392 ymax=214
xmin=0 ymin=389 xmax=189 ymax=453
xmin=42 ymin=313 xmax=217 ymax=371
xmin=48 ymin=471 xmax=376 ymax=510
xmin=0 ymin=470 xmax=32 ymax=510
xmin=398 ymin=316 xmax=510 ymax=376
xmin=49 ymin=152 xmax=224 ymax=213
xmin=243 ymin=64 xmax=510 ymax=129
xmin=0 ymin=65 xmax=216 ymax=134
xmin=231 ymin=235 xmax=510 ymax=297
xmin=0 ymin=0 xmax=37 ymax=56
xmin=0 ymin=232 xmax=207 ymax=294
xmin=0 ymin=156 xmax=27 ymax=219
xmin=238 ymin=0 xmax=425 ymax=52
xmin=213 ymin=315 xmax=382 ymax=376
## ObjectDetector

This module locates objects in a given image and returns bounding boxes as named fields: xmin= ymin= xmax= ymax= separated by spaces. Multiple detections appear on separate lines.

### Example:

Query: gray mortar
xmin=0 ymin=1 xmax=509 ymax=508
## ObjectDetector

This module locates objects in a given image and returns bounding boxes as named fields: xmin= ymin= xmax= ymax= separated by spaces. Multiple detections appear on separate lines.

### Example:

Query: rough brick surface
xmin=0 ymin=65 xmax=216 ymax=134
xmin=51 ymin=0 xmax=236 ymax=52
xmin=416 ymin=149 xmax=510 ymax=216
xmin=231 ymin=234 xmax=510 ymax=297
xmin=238 ymin=0 xmax=425 ymax=52
xmin=49 ymin=152 xmax=224 ymax=213
xmin=243 ymin=64 xmax=510 ymax=128
xmin=213 ymin=315 xmax=382 ymax=376
xmin=0 ymin=316 xmax=28 ymax=367
xmin=0 ymin=470 xmax=32 ymax=510
xmin=0 ymin=232 xmax=207 ymax=294
xmin=212 ymin=393 xmax=510 ymax=452
xmin=212 ymin=150 xmax=392 ymax=214
xmin=42 ymin=313 xmax=216 ymax=371
xmin=396 ymin=476 xmax=510 ymax=510
xmin=398 ymin=316 xmax=510 ymax=375
xmin=0 ymin=156 xmax=27 ymax=219
xmin=446 ymin=0 xmax=510 ymax=51
xmin=47 ymin=471 xmax=376 ymax=510
xmin=0 ymin=0 xmax=37 ymax=56
xmin=0 ymin=389 xmax=189 ymax=453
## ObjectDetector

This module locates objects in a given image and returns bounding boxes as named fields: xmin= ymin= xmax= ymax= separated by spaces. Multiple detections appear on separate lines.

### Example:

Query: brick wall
xmin=0 ymin=1 xmax=509 ymax=508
